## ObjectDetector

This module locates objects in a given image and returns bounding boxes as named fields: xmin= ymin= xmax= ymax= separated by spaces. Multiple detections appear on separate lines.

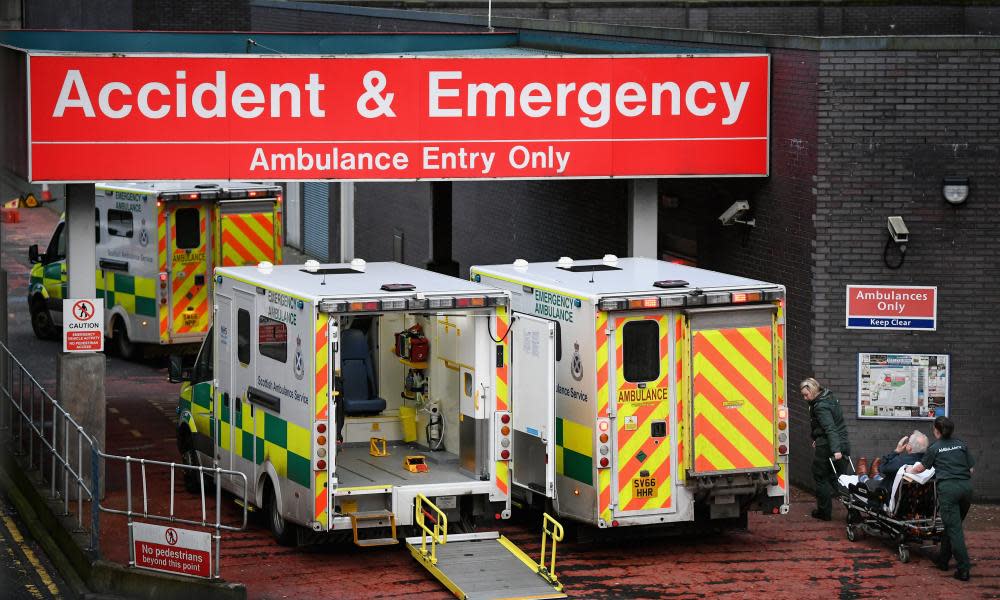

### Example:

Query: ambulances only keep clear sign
xmin=132 ymin=522 xmax=212 ymax=579
xmin=63 ymin=298 xmax=104 ymax=352
xmin=26 ymin=54 xmax=770 ymax=181
xmin=845 ymin=286 xmax=937 ymax=331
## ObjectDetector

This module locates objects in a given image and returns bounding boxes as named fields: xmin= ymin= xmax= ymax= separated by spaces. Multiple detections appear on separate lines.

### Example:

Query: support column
xmin=339 ymin=182 xmax=355 ymax=262
xmin=65 ymin=184 xmax=97 ymax=299
xmin=426 ymin=182 xmax=459 ymax=276
xmin=627 ymin=179 xmax=658 ymax=259
xmin=58 ymin=184 xmax=104 ymax=491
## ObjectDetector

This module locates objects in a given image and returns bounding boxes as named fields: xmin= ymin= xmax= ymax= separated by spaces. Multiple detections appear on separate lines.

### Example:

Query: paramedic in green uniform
xmin=802 ymin=378 xmax=851 ymax=521
xmin=907 ymin=416 xmax=975 ymax=581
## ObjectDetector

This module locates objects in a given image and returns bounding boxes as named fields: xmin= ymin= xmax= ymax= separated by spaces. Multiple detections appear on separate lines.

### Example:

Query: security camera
xmin=887 ymin=216 xmax=909 ymax=244
xmin=719 ymin=201 xmax=755 ymax=227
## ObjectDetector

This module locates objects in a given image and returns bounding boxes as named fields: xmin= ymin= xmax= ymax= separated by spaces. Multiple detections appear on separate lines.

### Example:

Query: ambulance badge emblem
xmin=138 ymin=219 xmax=149 ymax=247
xmin=293 ymin=336 xmax=305 ymax=380
xmin=571 ymin=341 xmax=584 ymax=381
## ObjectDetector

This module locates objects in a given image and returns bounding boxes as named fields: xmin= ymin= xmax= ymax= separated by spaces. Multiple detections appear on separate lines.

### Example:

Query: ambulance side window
xmin=258 ymin=316 xmax=287 ymax=363
xmin=45 ymin=223 xmax=66 ymax=262
xmin=175 ymin=208 xmax=201 ymax=249
xmin=107 ymin=209 xmax=133 ymax=238
xmin=622 ymin=320 xmax=660 ymax=383
xmin=192 ymin=327 xmax=214 ymax=384
xmin=237 ymin=309 xmax=251 ymax=365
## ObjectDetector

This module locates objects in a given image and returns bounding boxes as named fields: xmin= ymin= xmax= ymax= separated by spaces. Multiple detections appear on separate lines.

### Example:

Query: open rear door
xmin=511 ymin=314 xmax=556 ymax=498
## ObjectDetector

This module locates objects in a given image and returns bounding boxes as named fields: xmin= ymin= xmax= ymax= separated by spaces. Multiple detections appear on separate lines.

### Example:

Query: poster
xmin=857 ymin=353 xmax=949 ymax=420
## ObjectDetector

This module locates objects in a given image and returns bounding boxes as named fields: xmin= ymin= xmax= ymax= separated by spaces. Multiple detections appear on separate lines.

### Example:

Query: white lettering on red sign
xmin=131 ymin=522 xmax=212 ymax=579
xmin=29 ymin=55 xmax=770 ymax=181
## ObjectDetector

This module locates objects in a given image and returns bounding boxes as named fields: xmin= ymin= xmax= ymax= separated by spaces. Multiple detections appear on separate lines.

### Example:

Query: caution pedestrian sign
xmin=132 ymin=522 xmax=212 ymax=579
xmin=63 ymin=298 xmax=104 ymax=352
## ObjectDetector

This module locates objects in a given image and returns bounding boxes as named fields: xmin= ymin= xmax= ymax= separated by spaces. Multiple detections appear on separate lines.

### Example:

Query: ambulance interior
xmin=333 ymin=309 xmax=493 ymax=488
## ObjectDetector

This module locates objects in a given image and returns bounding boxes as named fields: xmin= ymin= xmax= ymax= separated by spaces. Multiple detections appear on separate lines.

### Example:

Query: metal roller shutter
xmin=302 ymin=182 xmax=330 ymax=261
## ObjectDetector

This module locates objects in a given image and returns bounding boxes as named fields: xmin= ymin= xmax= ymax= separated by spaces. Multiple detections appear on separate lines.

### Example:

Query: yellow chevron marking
xmin=694 ymin=357 xmax=773 ymax=439
xmin=694 ymin=396 xmax=773 ymax=467
xmin=693 ymin=434 xmax=736 ymax=471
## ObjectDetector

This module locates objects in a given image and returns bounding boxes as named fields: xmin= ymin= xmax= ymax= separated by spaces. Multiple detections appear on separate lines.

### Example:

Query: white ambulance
xmin=176 ymin=261 xmax=515 ymax=546
xmin=28 ymin=181 xmax=283 ymax=358
xmin=471 ymin=256 xmax=789 ymax=530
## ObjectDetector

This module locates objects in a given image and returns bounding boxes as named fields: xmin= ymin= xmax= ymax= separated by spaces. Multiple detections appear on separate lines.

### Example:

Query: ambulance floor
xmin=336 ymin=442 xmax=477 ymax=487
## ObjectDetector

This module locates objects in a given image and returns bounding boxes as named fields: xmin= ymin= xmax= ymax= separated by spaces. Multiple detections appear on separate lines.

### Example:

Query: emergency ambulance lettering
xmin=617 ymin=387 xmax=668 ymax=403
xmin=533 ymin=289 xmax=575 ymax=322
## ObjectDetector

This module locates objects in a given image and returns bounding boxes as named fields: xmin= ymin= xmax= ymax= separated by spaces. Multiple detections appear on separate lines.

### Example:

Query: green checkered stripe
xmin=182 ymin=382 xmax=311 ymax=489
xmin=101 ymin=272 xmax=157 ymax=317
xmin=29 ymin=263 xmax=68 ymax=299
xmin=556 ymin=417 xmax=594 ymax=486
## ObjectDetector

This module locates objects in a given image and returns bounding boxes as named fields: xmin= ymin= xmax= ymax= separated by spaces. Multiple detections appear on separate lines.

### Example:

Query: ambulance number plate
xmin=435 ymin=495 xmax=457 ymax=510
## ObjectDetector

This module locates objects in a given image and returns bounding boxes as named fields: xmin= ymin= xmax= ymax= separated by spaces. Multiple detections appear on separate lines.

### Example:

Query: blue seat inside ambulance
xmin=340 ymin=329 xmax=386 ymax=415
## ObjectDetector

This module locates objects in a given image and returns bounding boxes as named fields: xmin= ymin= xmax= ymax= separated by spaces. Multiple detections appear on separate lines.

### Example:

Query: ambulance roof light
xmin=513 ymin=259 xmax=529 ymax=270
xmin=304 ymin=259 xmax=320 ymax=273
xmin=350 ymin=258 xmax=367 ymax=272
xmin=602 ymin=254 xmax=619 ymax=265
xmin=557 ymin=256 xmax=573 ymax=268
xmin=257 ymin=261 xmax=274 ymax=274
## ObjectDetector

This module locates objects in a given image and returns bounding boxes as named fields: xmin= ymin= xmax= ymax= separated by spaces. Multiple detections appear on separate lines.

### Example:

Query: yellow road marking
xmin=118 ymin=417 xmax=130 ymax=426
xmin=130 ymin=430 xmax=143 ymax=439
xmin=2 ymin=515 xmax=60 ymax=597
xmin=108 ymin=407 xmax=119 ymax=415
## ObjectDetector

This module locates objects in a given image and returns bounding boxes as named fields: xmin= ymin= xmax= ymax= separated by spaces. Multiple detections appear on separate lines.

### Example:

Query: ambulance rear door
xmin=167 ymin=202 xmax=211 ymax=339
xmin=687 ymin=305 xmax=778 ymax=476
xmin=609 ymin=311 xmax=676 ymax=518
xmin=511 ymin=314 xmax=556 ymax=498
xmin=215 ymin=199 xmax=280 ymax=267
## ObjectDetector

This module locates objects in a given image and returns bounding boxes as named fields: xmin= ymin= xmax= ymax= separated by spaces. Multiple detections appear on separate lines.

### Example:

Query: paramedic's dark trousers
xmin=812 ymin=452 xmax=848 ymax=518
xmin=938 ymin=479 xmax=973 ymax=571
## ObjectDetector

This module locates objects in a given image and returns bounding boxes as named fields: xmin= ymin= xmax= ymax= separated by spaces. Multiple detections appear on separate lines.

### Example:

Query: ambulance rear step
xmin=349 ymin=510 xmax=399 ymax=547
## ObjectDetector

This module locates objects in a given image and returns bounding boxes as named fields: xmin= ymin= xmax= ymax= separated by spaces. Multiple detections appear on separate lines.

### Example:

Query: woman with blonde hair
xmin=801 ymin=378 xmax=851 ymax=521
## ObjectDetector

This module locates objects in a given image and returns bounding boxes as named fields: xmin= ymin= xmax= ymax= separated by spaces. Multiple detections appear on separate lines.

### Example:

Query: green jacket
xmin=809 ymin=389 xmax=850 ymax=455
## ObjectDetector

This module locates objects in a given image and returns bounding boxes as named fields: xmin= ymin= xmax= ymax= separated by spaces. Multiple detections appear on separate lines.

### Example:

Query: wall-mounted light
xmin=942 ymin=176 xmax=970 ymax=206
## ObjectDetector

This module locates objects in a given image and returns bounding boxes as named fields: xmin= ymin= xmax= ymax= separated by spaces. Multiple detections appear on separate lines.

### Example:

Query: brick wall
xmin=133 ymin=0 xmax=250 ymax=31
xmin=815 ymin=50 xmax=1000 ymax=499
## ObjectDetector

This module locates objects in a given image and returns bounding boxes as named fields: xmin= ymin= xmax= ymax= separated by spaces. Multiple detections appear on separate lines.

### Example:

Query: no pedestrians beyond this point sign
xmin=132 ymin=522 xmax=212 ymax=579
xmin=846 ymin=285 xmax=937 ymax=331
xmin=62 ymin=298 xmax=104 ymax=352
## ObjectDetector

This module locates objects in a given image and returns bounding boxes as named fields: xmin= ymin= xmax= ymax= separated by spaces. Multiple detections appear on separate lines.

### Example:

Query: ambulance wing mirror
xmin=28 ymin=244 xmax=41 ymax=264
xmin=168 ymin=354 xmax=192 ymax=383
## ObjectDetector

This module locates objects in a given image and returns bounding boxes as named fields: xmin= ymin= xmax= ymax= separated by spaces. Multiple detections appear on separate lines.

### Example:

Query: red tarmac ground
xmin=3 ymin=205 xmax=999 ymax=599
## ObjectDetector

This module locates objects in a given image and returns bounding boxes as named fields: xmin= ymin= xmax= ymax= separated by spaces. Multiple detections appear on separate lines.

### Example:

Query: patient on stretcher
xmin=838 ymin=464 xmax=936 ymax=517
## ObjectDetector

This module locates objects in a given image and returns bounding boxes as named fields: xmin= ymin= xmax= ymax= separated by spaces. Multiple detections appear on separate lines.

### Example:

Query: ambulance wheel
xmin=897 ymin=545 xmax=910 ymax=563
xmin=112 ymin=317 xmax=138 ymax=360
xmin=180 ymin=446 xmax=203 ymax=494
xmin=30 ymin=298 xmax=58 ymax=340
xmin=266 ymin=480 xmax=298 ymax=547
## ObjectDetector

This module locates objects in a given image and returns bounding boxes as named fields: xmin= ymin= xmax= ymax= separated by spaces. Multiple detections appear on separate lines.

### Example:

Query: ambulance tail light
xmin=455 ymin=296 xmax=486 ymax=308
xmin=159 ymin=272 xmax=168 ymax=290
xmin=777 ymin=406 xmax=789 ymax=455
xmin=596 ymin=418 xmax=611 ymax=469
xmin=731 ymin=291 xmax=763 ymax=304
xmin=348 ymin=300 xmax=380 ymax=312
xmin=495 ymin=411 xmax=512 ymax=461
xmin=313 ymin=421 xmax=330 ymax=470
xmin=628 ymin=297 xmax=659 ymax=310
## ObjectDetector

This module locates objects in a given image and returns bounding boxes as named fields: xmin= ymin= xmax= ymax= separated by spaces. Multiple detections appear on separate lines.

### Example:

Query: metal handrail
xmin=538 ymin=513 xmax=564 ymax=589
xmin=414 ymin=493 xmax=447 ymax=565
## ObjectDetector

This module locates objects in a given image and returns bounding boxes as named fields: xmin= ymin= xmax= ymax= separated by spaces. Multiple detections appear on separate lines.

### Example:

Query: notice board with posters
xmin=857 ymin=353 xmax=949 ymax=420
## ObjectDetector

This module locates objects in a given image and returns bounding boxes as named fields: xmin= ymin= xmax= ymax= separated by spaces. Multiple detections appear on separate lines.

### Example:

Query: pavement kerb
xmin=0 ymin=453 xmax=247 ymax=600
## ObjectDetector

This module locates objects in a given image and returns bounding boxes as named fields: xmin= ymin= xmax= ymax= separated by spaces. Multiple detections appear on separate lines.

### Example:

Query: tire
xmin=846 ymin=525 xmax=857 ymax=542
xmin=29 ymin=298 xmax=58 ymax=340
xmin=266 ymin=480 xmax=298 ymax=547
xmin=113 ymin=317 xmax=139 ymax=361
xmin=180 ymin=446 xmax=203 ymax=494
xmin=898 ymin=544 xmax=910 ymax=563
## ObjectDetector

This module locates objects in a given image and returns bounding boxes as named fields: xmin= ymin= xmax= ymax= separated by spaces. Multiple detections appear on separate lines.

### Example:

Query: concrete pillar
xmin=627 ymin=179 xmax=658 ymax=259
xmin=65 ymin=184 xmax=97 ymax=299
xmin=57 ymin=353 xmax=105 ymax=498
xmin=339 ymin=181 xmax=355 ymax=262
xmin=426 ymin=182 xmax=459 ymax=276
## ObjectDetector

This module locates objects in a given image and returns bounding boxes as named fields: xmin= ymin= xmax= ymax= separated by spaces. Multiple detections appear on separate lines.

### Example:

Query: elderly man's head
xmin=908 ymin=430 xmax=929 ymax=453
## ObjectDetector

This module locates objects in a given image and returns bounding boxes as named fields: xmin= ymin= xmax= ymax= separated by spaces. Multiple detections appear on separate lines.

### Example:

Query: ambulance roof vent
xmin=602 ymin=254 xmax=619 ymax=265
xmin=257 ymin=261 xmax=274 ymax=274
xmin=303 ymin=259 xmax=320 ymax=273
xmin=350 ymin=258 xmax=367 ymax=272
xmin=557 ymin=256 xmax=574 ymax=268
xmin=513 ymin=259 xmax=529 ymax=270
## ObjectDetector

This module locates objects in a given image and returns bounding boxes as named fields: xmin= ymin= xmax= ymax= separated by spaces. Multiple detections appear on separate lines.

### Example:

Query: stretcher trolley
xmin=835 ymin=459 xmax=943 ymax=563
